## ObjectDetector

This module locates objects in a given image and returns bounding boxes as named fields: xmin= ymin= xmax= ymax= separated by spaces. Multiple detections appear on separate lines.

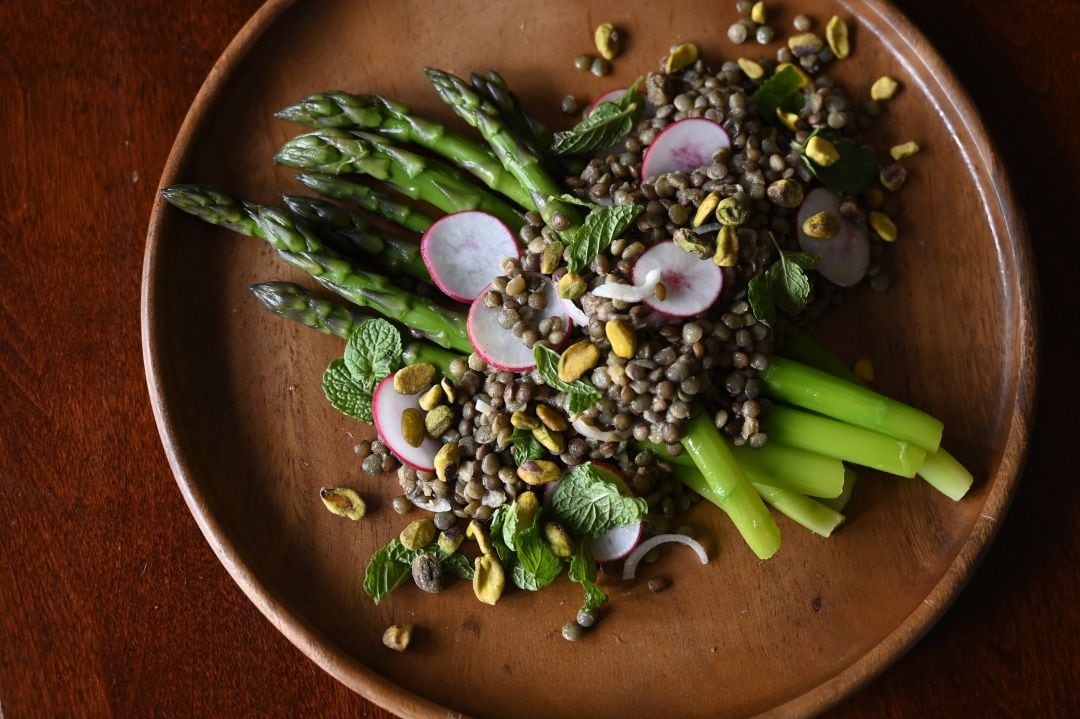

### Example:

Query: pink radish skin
xmin=372 ymin=374 xmax=439 ymax=471
xmin=632 ymin=241 xmax=724 ymax=317
xmin=641 ymin=118 xmax=731 ymax=179
xmin=796 ymin=188 xmax=870 ymax=287
xmin=421 ymin=211 xmax=519 ymax=302
xmin=588 ymin=522 xmax=644 ymax=563
xmin=587 ymin=88 xmax=627 ymax=115
xmin=467 ymin=273 xmax=570 ymax=372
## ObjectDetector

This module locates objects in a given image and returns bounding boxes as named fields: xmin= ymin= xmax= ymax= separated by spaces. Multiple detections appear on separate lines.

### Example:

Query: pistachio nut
xmin=715 ymin=197 xmax=749 ymax=226
xmin=382 ymin=624 xmax=413 ymax=652
xmin=543 ymin=522 xmax=574 ymax=558
xmin=802 ymin=210 xmax=841 ymax=239
xmin=825 ymin=15 xmax=850 ymax=59
xmin=439 ymin=377 xmax=456 ymax=403
xmin=319 ymin=487 xmax=366 ymax=520
xmin=433 ymin=442 xmax=460 ymax=483
xmin=879 ymin=163 xmax=907 ymax=192
xmin=510 ymin=410 xmax=541 ymax=430
xmin=605 ymin=319 xmax=638 ymax=359
xmin=514 ymin=491 xmax=541 ymax=532
xmin=871 ymin=75 xmax=899 ymax=101
xmin=713 ymin=225 xmax=740 ymax=267
xmin=673 ymin=227 xmax=714 ymax=259
xmin=864 ymin=187 xmax=885 ymax=209
xmin=411 ymin=553 xmax=444 ymax=594
xmin=766 ymin=178 xmax=804 ymax=208
xmin=788 ymin=32 xmax=823 ymax=58
xmin=737 ymin=58 xmax=764 ymax=80
xmin=399 ymin=518 xmax=436 ymax=551
xmin=418 ymin=384 xmax=443 ymax=411
xmin=664 ymin=43 xmax=699 ymax=74
xmin=393 ymin=363 xmax=436 ymax=395
xmin=516 ymin=460 xmax=561 ymax=485
xmin=532 ymin=424 xmax=565 ymax=454
xmin=890 ymin=141 xmax=920 ymax=161
xmin=439 ymin=527 xmax=465 ymax=555
xmin=535 ymin=404 xmax=569 ymax=432
xmin=558 ymin=272 xmax=587 ymax=300
xmin=776 ymin=62 xmax=811 ymax=88
xmin=557 ymin=340 xmax=600 ymax=382
xmin=776 ymin=107 xmax=800 ymax=131
xmin=466 ymin=519 xmax=495 ymax=556
xmin=750 ymin=1 xmax=767 ymax=24
xmin=692 ymin=192 xmax=721 ymax=228
xmin=424 ymin=405 xmax=454 ymax=439
xmin=805 ymin=135 xmax=840 ymax=166
xmin=869 ymin=211 xmax=898 ymax=242
xmin=401 ymin=408 xmax=426 ymax=448
xmin=540 ymin=240 xmax=564 ymax=275
xmin=654 ymin=282 xmax=667 ymax=301
xmin=472 ymin=554 xmax=505 ymax=605
xmin=594 ymin=22 xmax=621 ymax=61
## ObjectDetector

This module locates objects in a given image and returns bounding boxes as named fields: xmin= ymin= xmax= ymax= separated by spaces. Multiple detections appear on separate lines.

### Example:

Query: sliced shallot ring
xmin=622 ymin=533 xmax=709 ymax=580
xmin=590 ymin=268 xmax=663 ymax=303
xmin=572 ymin=417 xmax=630 ymax=443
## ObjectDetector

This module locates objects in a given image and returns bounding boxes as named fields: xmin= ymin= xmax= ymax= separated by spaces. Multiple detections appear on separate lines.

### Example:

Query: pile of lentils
xmin=364 ymin=14 xmax=896 ymax=534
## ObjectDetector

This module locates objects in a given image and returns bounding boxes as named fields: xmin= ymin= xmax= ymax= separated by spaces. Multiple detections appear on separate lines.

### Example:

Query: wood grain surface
xmin=0 ymin=0 xmax=1076 ymax=717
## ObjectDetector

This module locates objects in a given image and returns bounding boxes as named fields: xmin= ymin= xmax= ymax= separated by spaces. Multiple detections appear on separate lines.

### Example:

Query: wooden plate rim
xmin=140 ymin=1 xmax=1039 ymax=717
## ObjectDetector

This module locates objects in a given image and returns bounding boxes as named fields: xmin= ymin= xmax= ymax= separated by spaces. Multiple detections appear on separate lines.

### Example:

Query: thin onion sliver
xmin=622 ymin=533 xmax=708 ymax=580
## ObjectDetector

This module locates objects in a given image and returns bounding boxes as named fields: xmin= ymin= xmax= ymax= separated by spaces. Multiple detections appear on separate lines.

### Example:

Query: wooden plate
xmin=141 ymin=0 xmax=1036 ymax=716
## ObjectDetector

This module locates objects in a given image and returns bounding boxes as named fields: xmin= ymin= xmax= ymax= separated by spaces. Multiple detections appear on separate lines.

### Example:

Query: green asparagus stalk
xmin=820 ymin=467 xmax=858 ymax=513
xmin=401 ymin=342 xmax=461 ymax=377
xmin=916 ymin=447 xmax=974 ymax=501
xmin=424 ymin=68 xmax=582 ymax=227
xmin=277 ymin=91 xmax=535 ymax=211
xmin=281 ymin=194 xmax=430 ymax=281
xmin=247 ymin=203 xmax=472 ymax=352
xmin=470 ymin=71 xmax=552 ymax=161
xmin=777 ymin=332 xmax=866 ymax=386
xmin=249 ymin=281 xmax=365 ymax=339
xmin=680 ymin=415 xmax=781 ymax=559
xmin=749 ymin=481 xmax=845 ymax=538
xmin=767 ymin=405 xmax=927 ymax=477
xmin=160 ymin=184 xmax=260 ymax=235
xmin=762 ymin=357 xmax=944 ymax=452
xmin=294 ymin=172 xmax=435 ymax=233
xmin=274 ymin=129 xmax=524 ymax=230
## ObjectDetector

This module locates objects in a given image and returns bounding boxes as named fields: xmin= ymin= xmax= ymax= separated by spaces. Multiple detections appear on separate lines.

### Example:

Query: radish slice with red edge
xmin=641 ymin=117 xmax=731 ymax=179
xmin=372 ymin=374 xmax=440 ymax=471
xmin=421 ymin=211 xmax=520 ymax=302
xmin=588 ymin=522 xmax=644 ymax=563
xmin=622 ymin=534 xmax=709 ymax=580
xmin=587 ymin=88 xmax=627 ymax=115
xmin=632 ymin=241 xmax=724 ymax=317
xmin=796 ymin=187 xmax=870 ymax=287
xmin=467 ymin=273 xmax=570 ymax=372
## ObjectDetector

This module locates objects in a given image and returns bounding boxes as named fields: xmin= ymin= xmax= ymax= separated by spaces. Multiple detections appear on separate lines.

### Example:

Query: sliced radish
xmin=641 ymin=118 xmax=731 ymax=179
xmin=588 ymin=522 xmax=644 ymax=563
xmin=796 ymin=187 xmax=870 ymax=287
xmin=467 ymin=273 xmax=569 ymax=372
xmin=632 ymin=241 xmax=724 ymax=317
xmin=372 ymin=374 xmax=440 ymax=471
xmin=587 ymin=88 xmax=627 ymax=115
xmin=421 ymin=211 xmax=519 ymax=302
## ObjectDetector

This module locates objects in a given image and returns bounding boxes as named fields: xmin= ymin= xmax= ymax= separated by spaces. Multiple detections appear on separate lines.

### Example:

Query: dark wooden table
xmin=1 ymin=0 xmax=1076 ymax=716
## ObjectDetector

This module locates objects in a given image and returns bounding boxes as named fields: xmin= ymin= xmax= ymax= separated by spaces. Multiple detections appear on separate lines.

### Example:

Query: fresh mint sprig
xmin=799 ymin=128 xmax=879 ymax=195
xmin=323 ymin=318 xmax=403 ymax=422
xmin=551 ymin=77 xmax=645 ymax=155
xmin=748 ymin=248 xmax=820 ymax=327
xmin=533 ymin=344 xmax=602 ymax=413
xmin=550 ymin=462 xmax=647 ymax=539
xmin=752 ymin=66 xmax=807 ymax=121
xmin=557 ymin=200 xmax=644 ymax=274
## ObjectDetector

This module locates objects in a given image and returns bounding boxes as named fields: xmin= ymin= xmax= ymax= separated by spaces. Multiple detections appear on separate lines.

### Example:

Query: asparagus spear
xmin=277 ymin=91 xmax=535 ymax=211
xmin=294 ymin=172 xmax=435 ymax=233
xmin=424 ymin=68 xmax=582 ymax=227
xmin=249 ymin=281 xmax=365 ymax=339
xmin=274 ymin=129 xmax=524 ymax=230
xmin=281 ymin=194 xmax=429 ymax=281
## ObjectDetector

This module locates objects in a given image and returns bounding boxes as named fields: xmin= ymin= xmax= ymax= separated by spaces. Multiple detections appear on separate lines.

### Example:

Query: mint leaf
xmin=799 ymin=131 xmax=879 ymax=195
xmin=748 ymin=251 xmax=819 ymax=325
xmin=533 ymin=345 xmax=602 ymax=413
xmin=551 ymin=463 xmax=647 ymax=539
xmin=323 ymin=359 xmax=373 ymax=421
xmin=344 ymin=318 xmax=402 ymax=390
xmin=510 ymin=524 xmax=563 ymax=591
xmin=551 ymin=193 xmax=596 ymax=208
xmin=488 ymin=505 xmax=516 ymax=565
xmin=561 ymin=203 xmax=644 ymax=274
xmin=747 ymin=272 xmax=776 ymax=328
xmin=552 ymin=79 xmax=644 ymax=155
xmin=752 ymin=66 xmax=807 ymax=121
xmin=440 ymin=552 xmax=474 ymax=580
xmin=362 ymin=539 xmax=412 ymax=604
xmin=508 ymin=429 xmax=546 ymax=466
xmin=568 ymin=543 xmax=607 ymax=613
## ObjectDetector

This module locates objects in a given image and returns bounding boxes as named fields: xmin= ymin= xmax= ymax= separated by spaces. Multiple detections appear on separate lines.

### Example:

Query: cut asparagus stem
xmin=277 ymin=91 xmax=536 ymax=211
xmin=767 ymin=405 xmax=927 ymax=477
xmin=249 ymin=281 xmax=365 ymax=339
xmin=248 ymin=203 xmax=473 ymax=353
xmin=762 ymin=356 xmax=944 ymax=452
xmin=274 ymin=128 xmax=524 ymax=230
xmin=820 ymin=467 xmax=858 ymax=513
xmin=401 ymin=342 xmax=461 ymax=377
xmin=777 ymin=332 xmax=866 ymax=386
xmin=424 ymin=68 xmax=583 ymax=228
xmin=641 ymin=440 xmax=844 ymax=498
xmin=681 ymin=415 xmax=781 ymax=560
xmin=282 ymin=194 xmax=430 ymax=281
xmin=294 ymin=172 xmax=435 ymax=233
xmin=917 ymin=447 xmax=974 ymax=501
